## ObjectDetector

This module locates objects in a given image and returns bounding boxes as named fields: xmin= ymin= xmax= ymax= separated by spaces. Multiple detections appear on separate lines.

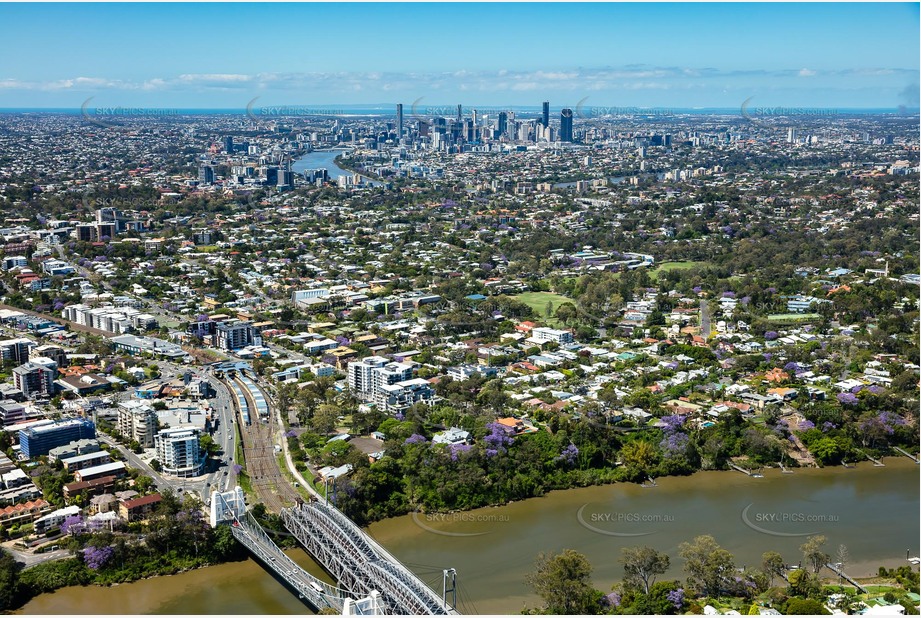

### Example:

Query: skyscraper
xmin=560 ymin=108 xmax=573 ymax=142
xmin=396 ymin=103 xmax=403 ymax=140
xmin=542 ymin=101 xmax=550 ymax=127
xmin=456 ymin=104 xmax=462 ymax=122
xmin=223 ymin=136 xmax=234 ymax=153
xmin=497 ymin=111 xmax=508 ymax=137
xmin=198 ymin=165 xmax=214 ymax=185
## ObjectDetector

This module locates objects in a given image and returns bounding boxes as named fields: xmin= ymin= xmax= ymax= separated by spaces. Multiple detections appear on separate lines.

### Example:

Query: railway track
xmin=224 ymin=374 xmax=300 ymax=513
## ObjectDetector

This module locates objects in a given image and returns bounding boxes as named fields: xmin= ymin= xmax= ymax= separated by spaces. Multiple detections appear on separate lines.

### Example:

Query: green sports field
xmin=767 ymin=313 xmax=822 ymax=322
xmin=650 ymin=261 xmax=711 ymax=278
xmin=513 ymin=291 xmax=573 ymax=326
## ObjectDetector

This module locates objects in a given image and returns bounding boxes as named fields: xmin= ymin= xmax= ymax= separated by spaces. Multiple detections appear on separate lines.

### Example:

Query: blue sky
xmin=0 ymin=3 xmax=918 ymax=109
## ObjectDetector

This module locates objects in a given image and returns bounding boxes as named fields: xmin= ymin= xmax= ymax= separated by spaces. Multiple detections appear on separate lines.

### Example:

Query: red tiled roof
xmin=0 ymin=498 xmax=50 ymax=517
xmin=122 ymin=493 xmax=162 ymax=509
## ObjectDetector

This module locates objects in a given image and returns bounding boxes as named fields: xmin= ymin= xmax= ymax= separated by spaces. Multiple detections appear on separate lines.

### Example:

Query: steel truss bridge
xmin=217 ymin=492 xmax=458 ymax=615
xmin=282 ymin=500 xmax=458 ymax=615
xmin=227 ymin=509 xmax=353 ymax=612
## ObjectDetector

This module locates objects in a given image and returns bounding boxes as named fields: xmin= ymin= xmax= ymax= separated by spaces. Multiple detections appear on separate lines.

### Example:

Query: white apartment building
xmin=347 ymin=357 xmax=412 ymax=397
xmin=531 ymin=327 xmax=574 ymax=344
xmin=155 ymin=426 xmax=204 ymax=478
xmin=117 ymin=401 xmax=159 ymax=449
xmin=62 ymin=304 xmax=158 ymax=334
xmin=347 ymin=357 xmax=433 ymax=411
xmin=0 ymin=338 xmax=33 ymax=364
xmin=291 ymin=288 xmax=330 ymax=302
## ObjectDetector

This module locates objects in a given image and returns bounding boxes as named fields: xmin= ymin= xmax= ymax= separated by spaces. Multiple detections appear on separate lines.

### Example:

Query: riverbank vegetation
xmin=0 ymin=490 xmax=247 ymax=611
xmin=524 ymin=536 xmax=920 ymax=615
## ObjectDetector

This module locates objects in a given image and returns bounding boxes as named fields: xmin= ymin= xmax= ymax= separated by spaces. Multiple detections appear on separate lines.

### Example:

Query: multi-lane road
xmin=99 ymin=363 xmax=238 ymax=505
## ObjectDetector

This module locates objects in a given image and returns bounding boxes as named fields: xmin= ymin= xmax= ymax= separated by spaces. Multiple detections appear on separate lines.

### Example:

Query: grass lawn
xmin=767 ymin=313 xmax=823 ymax=322
xmin=514 ymin=291 xmax=573 ymax=326
xmin=276 ymin=453 xmax=315 ymax=502
xmin=650 ymin=260 xmax=711 ymax=279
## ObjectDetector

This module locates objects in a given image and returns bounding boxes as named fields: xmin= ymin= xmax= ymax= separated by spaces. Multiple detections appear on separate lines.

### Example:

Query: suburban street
xmin=0 ymin=544 xmax=71 ymax=568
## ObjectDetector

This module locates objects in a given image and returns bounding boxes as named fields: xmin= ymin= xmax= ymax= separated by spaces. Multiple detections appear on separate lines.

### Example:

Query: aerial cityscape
xmin=0 ymin=2 xmax=919 ymax=616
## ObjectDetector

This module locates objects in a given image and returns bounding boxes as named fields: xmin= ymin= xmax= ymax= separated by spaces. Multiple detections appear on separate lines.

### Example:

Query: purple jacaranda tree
xmin=483 ymin=422 xmax=514 ymax=457
xmin=404 ymin=434 xmax=427 ymax=445
xmin=879 ymin=411 xmax=906 ymax=431
xmin=837 ymin=392 xmax=859 ymax=406
xmin=61 ymin=514 xmax=85 ymax=535
xmin=666 ymin=588 xmax=685 ymax=611
xmin=557 ymin=443 xmax=579 ymax=467
xmin=660 ymin=432 xmax=690 ymax=458
xmin=660 ymin=415 xmax=686 ymax=434
xmin=82 ymin=545 xmax=114 ymax=570
xmin=603 ymin=592 xmax=622 ymax=608
xmin=448 ymin=443 xmax=471 ymax=462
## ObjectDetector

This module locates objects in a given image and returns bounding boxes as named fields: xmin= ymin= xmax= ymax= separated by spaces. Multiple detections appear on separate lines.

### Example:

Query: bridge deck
xmin=230 ymin=511 xmax=355 ymax=612
xmin=283 ymin=501 xmax=459 ymax=615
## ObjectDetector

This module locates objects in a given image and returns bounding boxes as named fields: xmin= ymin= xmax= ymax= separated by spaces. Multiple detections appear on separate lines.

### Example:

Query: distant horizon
xmin=1 ymin=105 xmax=917 ymax=113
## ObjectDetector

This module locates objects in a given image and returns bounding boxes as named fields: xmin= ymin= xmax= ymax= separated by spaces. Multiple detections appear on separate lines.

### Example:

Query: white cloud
xmin=178 ymin=73 xmax=252 ymax=83
xmin=2 ymin=65 xmax=915 ymax=103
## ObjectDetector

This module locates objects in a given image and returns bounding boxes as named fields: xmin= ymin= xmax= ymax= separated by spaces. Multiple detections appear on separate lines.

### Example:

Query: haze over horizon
xmin=0 ymin=2 xmax=918 ymax=110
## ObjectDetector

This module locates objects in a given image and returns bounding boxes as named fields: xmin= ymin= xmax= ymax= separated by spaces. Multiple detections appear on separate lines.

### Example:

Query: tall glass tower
xmin=560 ymin=108 xmax=573 ymax=142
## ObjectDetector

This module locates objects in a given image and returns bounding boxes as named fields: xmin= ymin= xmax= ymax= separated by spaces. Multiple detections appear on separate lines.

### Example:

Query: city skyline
xmin=0 ymin=2 xmax=918 ymax=109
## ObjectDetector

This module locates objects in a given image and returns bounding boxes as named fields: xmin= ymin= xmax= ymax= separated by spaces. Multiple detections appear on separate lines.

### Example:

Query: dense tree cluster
xmin=526 ymin=535 xmax=919 ymax=615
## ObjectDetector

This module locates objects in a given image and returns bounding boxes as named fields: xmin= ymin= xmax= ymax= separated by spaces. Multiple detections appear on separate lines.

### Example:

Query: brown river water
xmin=19 ymin=458 xmax=920 ymax=614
